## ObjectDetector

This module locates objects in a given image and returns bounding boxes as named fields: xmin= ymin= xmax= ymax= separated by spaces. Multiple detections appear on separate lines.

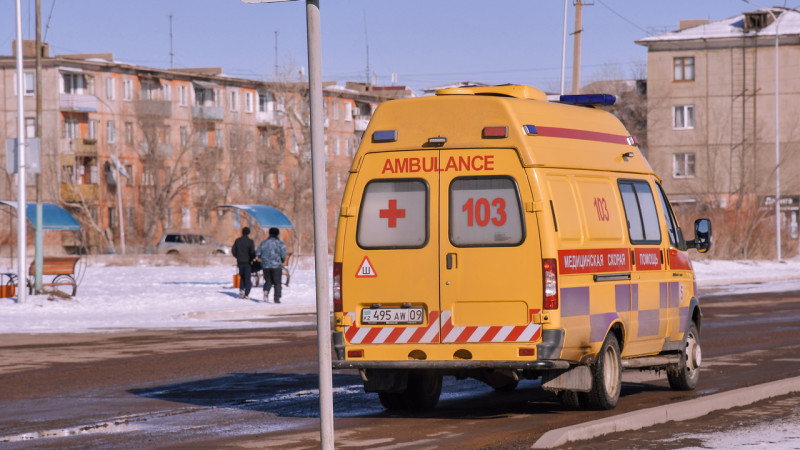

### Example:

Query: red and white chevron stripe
xmin=343 ymin=309 xmax=541 ymax=345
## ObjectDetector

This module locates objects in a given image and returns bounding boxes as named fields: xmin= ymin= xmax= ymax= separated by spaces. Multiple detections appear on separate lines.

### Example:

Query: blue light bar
xmin=522 ymin=124 xmax=538 ymax=135
xmin=559 ymin=94 xmax=616 ymax=106
xmin=372 ymin=130 xmax=397 ymax=143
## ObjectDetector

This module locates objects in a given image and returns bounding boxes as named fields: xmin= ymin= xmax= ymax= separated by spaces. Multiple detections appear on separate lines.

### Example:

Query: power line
xmin=596 ymin=0 xmax=651 ymax=35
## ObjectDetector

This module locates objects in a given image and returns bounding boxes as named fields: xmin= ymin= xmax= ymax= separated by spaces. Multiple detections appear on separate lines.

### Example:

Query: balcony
xmin=256 ymin=110 xmax=284 ymax=126
xmin=60 ymin=183 xmax=98 ymax=202
xmin=74 ymin=139 xmax=98 ymax=156
xmin=354 ymin=117 xmax=370 ymax=132
xmin=192 ymin=105 xmax=224 ymax=121
xmin=136 ymin=99 xmax=172 ymax=118
xmin=194 ymin=146 xmax=223 ymax=161
xmin=59 ymin=94 xmax=97 ymax=112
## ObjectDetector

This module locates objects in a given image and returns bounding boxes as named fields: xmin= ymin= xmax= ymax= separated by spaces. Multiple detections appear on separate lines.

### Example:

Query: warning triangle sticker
xmin=355 ymin=256 xmax=377 ymax=278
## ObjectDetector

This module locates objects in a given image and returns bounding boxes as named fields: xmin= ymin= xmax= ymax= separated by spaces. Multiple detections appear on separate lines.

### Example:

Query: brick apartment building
xmin=636 ymin=7 xmax=800 ymax=257
xmin=0 ymin=42 xmax=406 ymax=255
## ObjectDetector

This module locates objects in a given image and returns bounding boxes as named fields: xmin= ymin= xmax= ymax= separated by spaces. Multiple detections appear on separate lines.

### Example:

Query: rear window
xmin=449 ymin=176 xmax=524 ymax=247
xmin=357 ymin=179 xmax=429 ymax=249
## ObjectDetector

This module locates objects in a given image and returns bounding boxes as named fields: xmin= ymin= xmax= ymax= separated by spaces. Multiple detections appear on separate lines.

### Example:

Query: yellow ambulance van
xmin=331 ymin=85 xmax=712 ymax=411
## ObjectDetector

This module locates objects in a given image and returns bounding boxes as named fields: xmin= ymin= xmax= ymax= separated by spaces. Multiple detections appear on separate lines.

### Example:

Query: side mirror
xmin=687 ymin=218 xmax=712 ymax=253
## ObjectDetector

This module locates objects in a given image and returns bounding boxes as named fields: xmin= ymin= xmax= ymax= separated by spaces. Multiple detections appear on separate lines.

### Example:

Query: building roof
xmin=636 ymin=7 xmax=800 ymax=45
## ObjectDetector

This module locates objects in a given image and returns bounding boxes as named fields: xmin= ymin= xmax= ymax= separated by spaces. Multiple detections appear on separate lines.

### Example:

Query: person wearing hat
xmin=231 ymin=227 xmax=255 ymax=299
xmin=255 ymin=227 xmax=287 ymax=303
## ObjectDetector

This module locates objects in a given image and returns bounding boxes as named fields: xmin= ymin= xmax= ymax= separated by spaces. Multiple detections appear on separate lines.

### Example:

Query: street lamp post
xmin=743 ymin=1 xmax=781 ymax=261
xmin=242 ymin=1 xmax=333 ymax=447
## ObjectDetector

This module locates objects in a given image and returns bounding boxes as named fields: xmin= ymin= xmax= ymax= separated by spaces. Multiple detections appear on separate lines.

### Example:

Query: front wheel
xmin=667 ymin=322 xmax=701 ymax=390
xmin=586 ymin=333 xmax=622 ymax=410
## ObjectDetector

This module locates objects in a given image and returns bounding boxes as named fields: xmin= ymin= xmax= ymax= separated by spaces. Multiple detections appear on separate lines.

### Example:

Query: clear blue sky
xmin=2 ymin=0 xmax=797 ymax=94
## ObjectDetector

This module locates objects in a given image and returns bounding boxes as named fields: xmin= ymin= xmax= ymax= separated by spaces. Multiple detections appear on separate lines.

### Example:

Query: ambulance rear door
xmin=438 ymin=148 xmax=543 ymax=348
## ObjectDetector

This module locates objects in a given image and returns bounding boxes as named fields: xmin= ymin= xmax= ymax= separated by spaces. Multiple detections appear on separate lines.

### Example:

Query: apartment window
xmin=245 ymin=91 xmax=253 ymax=112
xmin=62 ymin=72 xmax=85 ymax=94
xmin=124 ymin=122 xmax=133 ymax=144
xmin=179 ymin=85 xmax=188 ymax=106
xmin=180 ymin=126 xmax=188 ymax=148
xmin=181 ymin=208 xmax=191 ymax=229
xmin=88 ymin=120 xmax=97 ymax=140
xmin=107 ymin=121 xmax=116 ymax=143
xmin=162 ymin=83 xmax=171 ymax=101
xmin=673 ymin=105 xmax=695 ymax=130
xmin=105 ymin=78 xmax=115 ymax=100
xmin=332 ymin=101 xmax=340 ymax=120
xmin=64 ymin=117 xmax=79 ymax=139
xmin=215 ymin=129 xmax=224 ymax=148
xmin=15 ymin=72 xmax=35 ymax=95
xmin=673 ymin=153 xmax=696 ymax=178
xmin=229 ymin=90 xmax=238 ymax=111
xmin=123 ymin=79 xmax=133 ymax=101
xmin=345 ymin=102 xmax=352 ymax=122
xmin=142 ymin=168 xmax=155 ymax=186
xmin=674 ymin=56 xmax=695 ymax=81
xmin=278 ymin=171 xmax=285 ymax=190
xmin=333 ymin=136 xmax=340 ymax=156
xmin=125 ymin=165 xmax=134 ymax=186
xmin=258 ymin=91 xmax=274 ymax=112
xmin=25 ymin=118 xmax=36 ymax=138
xmin=108 ymin=208 xmax=116 ymax=228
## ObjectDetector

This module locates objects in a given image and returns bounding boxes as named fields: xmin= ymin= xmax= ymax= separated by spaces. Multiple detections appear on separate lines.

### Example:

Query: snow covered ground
xmin=0 ymin=255 xmax=799 ymax=335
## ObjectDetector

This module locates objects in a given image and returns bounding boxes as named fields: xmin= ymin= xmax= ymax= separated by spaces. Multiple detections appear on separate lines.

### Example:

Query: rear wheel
xmin=405 ymin=371 xmax=442 ymax=410
xmin=586 ymin=333 xmax=622 ymax=410
xmin=377 ymin=371 xmax=442 ymax=411
xmin=667 ymin=322 xmax=701 ymax=390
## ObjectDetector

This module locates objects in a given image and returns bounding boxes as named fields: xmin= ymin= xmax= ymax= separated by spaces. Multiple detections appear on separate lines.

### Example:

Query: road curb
xmin=532 ymin=376 xmax=800 ymax=448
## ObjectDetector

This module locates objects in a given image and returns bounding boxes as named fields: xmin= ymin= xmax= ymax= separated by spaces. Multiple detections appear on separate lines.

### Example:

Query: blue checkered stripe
xmin=561 ymin=282 xmax=688 ymax=343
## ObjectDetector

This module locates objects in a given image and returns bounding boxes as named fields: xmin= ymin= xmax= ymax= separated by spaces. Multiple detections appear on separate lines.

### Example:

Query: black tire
xmin=378 ymin=392 xmax=407 ymax=411
xmin=586 ymin=333 xmax=622 ymax=410
xmin=405 ymin=371 xmax=442 ymax=410
xmin=667 ymin=322 xmax=701 ymax=390
xmin=558 ymin=390 xmax=582 ymax=409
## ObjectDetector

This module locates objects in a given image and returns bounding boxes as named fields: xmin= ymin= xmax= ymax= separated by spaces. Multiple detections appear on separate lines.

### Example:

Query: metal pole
xmin=560 ymin=0 xmax=568 ymax=95
xmin=571 ymin=0 xmax=583 ymax=94
xmin=773 ymin=13 xmax=781 ymax=261
xmin=14 ymin=0 xmax=28 ymax=303
xmin=305 ymin=1 xmax=334 ymax=448
xmin=35 ymin=0 xmax=43 ymax=292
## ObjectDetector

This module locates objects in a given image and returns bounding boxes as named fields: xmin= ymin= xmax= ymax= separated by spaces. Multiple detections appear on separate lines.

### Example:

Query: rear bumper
xmin=331 ymin=359 xmax=570 ymax=370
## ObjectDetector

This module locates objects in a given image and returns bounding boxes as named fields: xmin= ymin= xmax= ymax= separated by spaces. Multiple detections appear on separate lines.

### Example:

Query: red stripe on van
xmin=535 ymin=126 xmax=629 ymax=145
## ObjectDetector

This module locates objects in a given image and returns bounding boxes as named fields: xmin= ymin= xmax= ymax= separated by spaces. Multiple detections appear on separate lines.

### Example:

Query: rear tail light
xmin=543 ymin=258 xmax=558 ymax=310
xmin=333 ymin=262 xmax=343 ymax=312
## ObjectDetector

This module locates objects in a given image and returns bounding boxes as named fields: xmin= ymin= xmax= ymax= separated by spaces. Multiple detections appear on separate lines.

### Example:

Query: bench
xmin=27 ymin=256 xmax=81 ymax=296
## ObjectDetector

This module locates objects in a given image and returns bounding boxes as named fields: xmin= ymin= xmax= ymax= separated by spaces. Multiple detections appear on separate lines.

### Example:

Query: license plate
xmin=361 ymin=307 xmax=425 ymax=325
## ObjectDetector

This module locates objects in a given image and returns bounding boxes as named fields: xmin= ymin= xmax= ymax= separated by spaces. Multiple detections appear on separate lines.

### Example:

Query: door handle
xmin=446 ymin=253 xmax=456 ymax=270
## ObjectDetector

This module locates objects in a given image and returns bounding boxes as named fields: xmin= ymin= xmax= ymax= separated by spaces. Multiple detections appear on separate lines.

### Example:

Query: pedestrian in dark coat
xmin=231 ymin=227 xmax=255 ymax=299
xmin=255 ymin=227 xmax=287 ymax=303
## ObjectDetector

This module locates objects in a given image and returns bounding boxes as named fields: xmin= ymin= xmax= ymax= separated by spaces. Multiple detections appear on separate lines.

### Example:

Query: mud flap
xmin=541 ymin=365 xmax=592 ymax=392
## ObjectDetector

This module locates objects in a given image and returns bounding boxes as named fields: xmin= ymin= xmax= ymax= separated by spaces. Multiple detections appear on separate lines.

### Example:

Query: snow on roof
xmin=637 ymin=8 xmax=800 ymax=45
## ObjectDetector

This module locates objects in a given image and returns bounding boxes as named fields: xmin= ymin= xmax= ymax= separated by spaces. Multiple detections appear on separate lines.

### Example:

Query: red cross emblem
xmin=379 ymin=199 xmax=405 ymax=228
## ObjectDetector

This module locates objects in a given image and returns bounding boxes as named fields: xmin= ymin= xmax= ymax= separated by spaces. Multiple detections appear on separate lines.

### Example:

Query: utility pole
xmin=169 ymin=14 xmax=174 ymax=69
xmin=571 ymin=0 xmax=584 ymax=94
xmin=14 ymin=0 xmax=27 ymax=304
xmin=274 ymin=30 xmax=279 ymax=81
xmin=34 ymin=0 xmax=43 ymax=292
xmin=363 ymin=10 xmax=370 ymax=86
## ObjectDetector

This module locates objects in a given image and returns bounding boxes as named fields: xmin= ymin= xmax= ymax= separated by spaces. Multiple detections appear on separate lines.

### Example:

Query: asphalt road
xmin=1 ymin=288 xmax=799 ymax=448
